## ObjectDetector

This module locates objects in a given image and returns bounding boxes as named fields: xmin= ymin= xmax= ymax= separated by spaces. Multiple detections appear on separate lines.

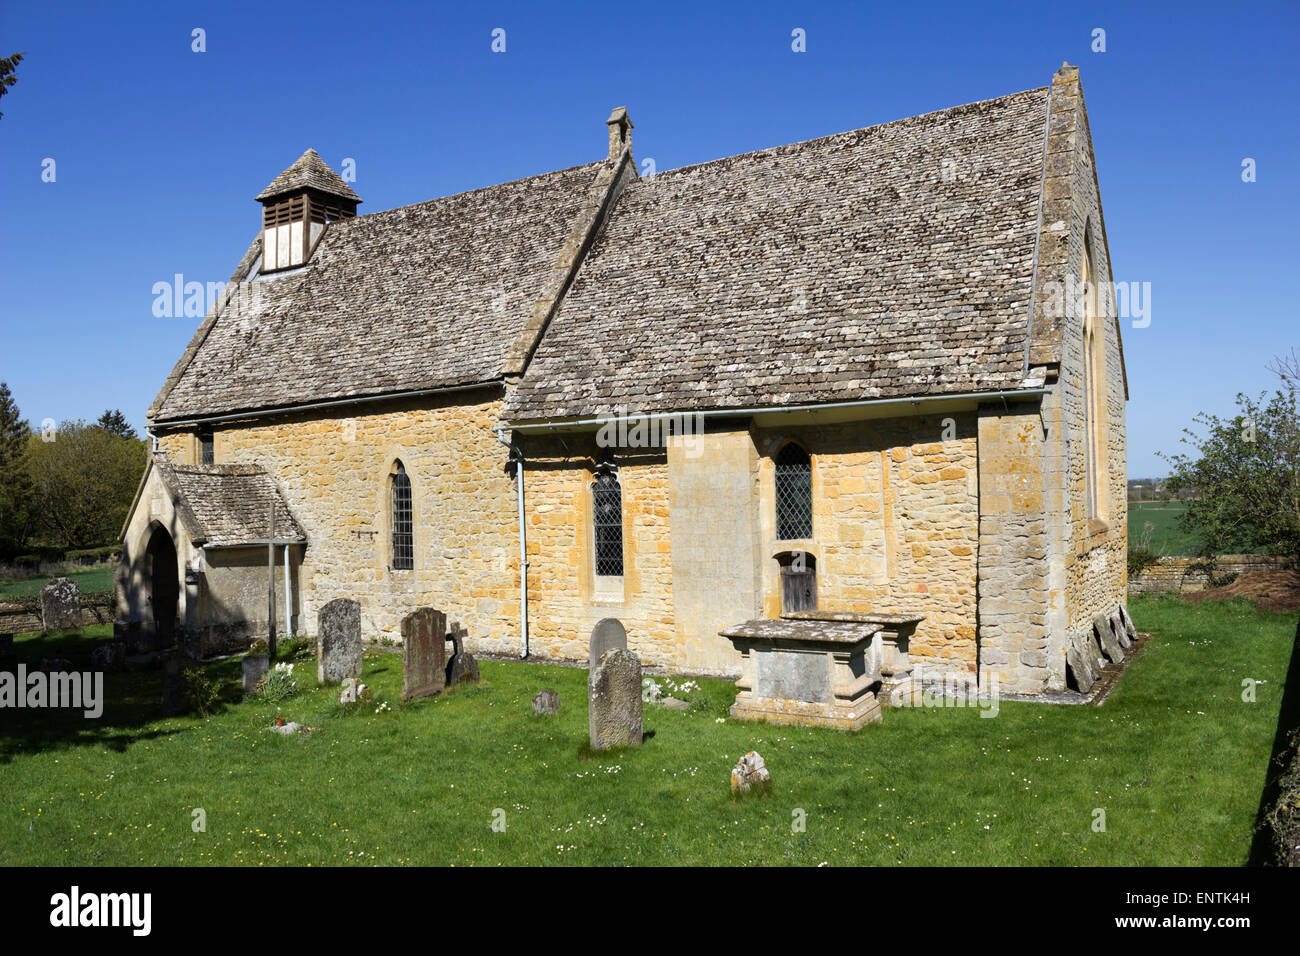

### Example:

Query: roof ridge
xmin=646 ymin=86 xmax=1050 ymax=181
xmin=331 ymin=159 xmax=611 ymax=227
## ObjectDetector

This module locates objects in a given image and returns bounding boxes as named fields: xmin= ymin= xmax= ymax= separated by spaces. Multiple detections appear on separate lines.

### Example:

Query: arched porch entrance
xmin=145 ymin=524 xmax=180 ymax=649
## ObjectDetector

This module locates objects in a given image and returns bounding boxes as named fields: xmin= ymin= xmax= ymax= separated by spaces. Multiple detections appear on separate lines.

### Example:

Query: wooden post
xmin=268 ymin=500 xmax=277 ymax=658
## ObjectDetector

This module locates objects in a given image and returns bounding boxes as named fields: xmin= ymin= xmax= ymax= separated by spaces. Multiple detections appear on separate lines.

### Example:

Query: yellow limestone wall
xmin=519 ymin=415 xmax=980 ymax=677
xmin=155 ymin=390 xmax=523 ymax=653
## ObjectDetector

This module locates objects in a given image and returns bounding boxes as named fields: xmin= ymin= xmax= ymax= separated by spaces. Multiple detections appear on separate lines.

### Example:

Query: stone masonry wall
xmin=519 ymin=413 xmax=981 ymax=678
xmin=155 ymin=389 xmax=521 ymax=654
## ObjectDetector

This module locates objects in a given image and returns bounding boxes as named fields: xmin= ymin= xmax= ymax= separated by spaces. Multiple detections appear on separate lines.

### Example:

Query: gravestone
xmin=532 ymin=689 xmax=559 ymax=716
xmin=1109 ymin=610 xmax=1131 ymax=651
xmin=91 ymin=641 xmax=126 ymax=673
xmin=40 ymin=578 xmax=81 ymax=633
xmin=731 ymin=751 xmax=770 ymax=794
xmin=588 ymin=648 xmax=642 ymax=750
xmin=401 ymin=607 xmax=446 ymax=700
xmin=318 ymin=599 xmax=362 ymax=685
xmin=242 ymin=653 xmax=269 ymax=695
xmin=447 ymin=651 xmax=479 ymax=686
xmin=588 ymin=618 xmax=627 ymax=672
xmin=1065 ymin=628 xmax=1097 ymax=694
xmin=161 ymin=655 xmax=187 ymax=716
xmin=445 ymin=620 xmax=478 ymax=686
xmin=1119 ymin=603 xmax=1138 ymax=640
xmin=1093 ymin=612 xmax=1123 ymax=664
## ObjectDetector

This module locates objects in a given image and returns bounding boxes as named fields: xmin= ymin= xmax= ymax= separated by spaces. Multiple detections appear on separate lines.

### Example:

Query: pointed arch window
xmin=391 ymin=461 xmax=413 ymax=570
xmin=775 ymin=443 xmax=813 ymax=540
xmin=592 ymin=466 xmax=624 ymax=577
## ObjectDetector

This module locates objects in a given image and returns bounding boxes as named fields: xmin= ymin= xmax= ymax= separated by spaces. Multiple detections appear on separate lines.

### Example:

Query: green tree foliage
xmin=1162 ymin=366 xmax=1300 ymax=559
xmin=0 ymin=382 xmax=34 ymax=557
xmin=95 ymin=408 xmax=137 ymax=440
xmin=23 ymin=420 xmax=146 ymax=549
xmin=0 ymin=51 xmax=24 ymax=119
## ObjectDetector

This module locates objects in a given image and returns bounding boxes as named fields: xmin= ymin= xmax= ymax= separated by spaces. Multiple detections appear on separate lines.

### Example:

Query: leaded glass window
xmin=391 ymin=462 xmax=413 ymax=570
xmin=593 ymin=468 xmax=623 ymax=577
xmin=775 ymin=443 xmax=812 ymax=540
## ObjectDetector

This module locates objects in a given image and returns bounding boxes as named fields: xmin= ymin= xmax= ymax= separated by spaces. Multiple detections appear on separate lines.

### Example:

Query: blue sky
xmin=0 ymin=0 xmax=1295 ymax=477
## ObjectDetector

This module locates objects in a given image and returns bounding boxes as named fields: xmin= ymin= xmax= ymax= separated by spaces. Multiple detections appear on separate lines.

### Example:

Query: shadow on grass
xmin=1247 ymin=615 xmax=1300 ymax=866
xmin=0 ymin=631 xmax=225 ymax=765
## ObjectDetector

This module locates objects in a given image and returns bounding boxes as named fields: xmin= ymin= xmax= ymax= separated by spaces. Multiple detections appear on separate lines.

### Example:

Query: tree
xmin=1162 ymin=356 xmax=1300 ymax=560
xmin=96 ymin=408 xmax=137 ymax=440
xmin=0 ymin=381 xmax=34 ymax=556
xmin=23 ymin=420 xmax=146 ymax=549
xmin=0 ymin=52 xmax=24 ymax=120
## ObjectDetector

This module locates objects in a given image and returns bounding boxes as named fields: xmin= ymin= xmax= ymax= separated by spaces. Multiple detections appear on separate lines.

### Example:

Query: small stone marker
xmin=318 ymin=599 xmax=362 ymax=685
xmin=91 ymin=641 xmax=126 ymax=673
xmin=161 ymin=655 xmax=187 ymax=716
xmin=588 ymin=618 xmax=627 ymax=672
xmin=242 ymin=653 xmax=269 ymax=695
xmin=588 ymin=648 xmax=642 ymax=750
xmin=660 ymin=697 xmax=690 ymax=711
xmin=339 ymin=677 xmax=371 ymax=705
xmin=40 ymin=577 xmax=81 ymax=633
xmin=532 ymin=689 xmax=559 ymax=715
xmin=401 ymin=607 xmax=447 ymax=700
xmin=731 ymin=751 xmax=770 ymax=794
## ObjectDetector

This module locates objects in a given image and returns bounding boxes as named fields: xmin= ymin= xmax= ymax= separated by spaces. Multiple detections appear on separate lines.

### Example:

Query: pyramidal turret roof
xmin=255 ymin=148 xmax=362 ymax=203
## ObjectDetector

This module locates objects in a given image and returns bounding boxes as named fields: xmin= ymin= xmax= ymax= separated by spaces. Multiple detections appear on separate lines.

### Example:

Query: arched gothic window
xmin=391 ymin=461 xmax=413 ymax=570
xmin=592 ymin=467 xmax=624 ymax=577
xmin=775 ymin=443 xmax=813 ymax=540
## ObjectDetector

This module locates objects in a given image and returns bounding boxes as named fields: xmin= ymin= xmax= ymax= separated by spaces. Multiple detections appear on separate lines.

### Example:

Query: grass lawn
xmin=1 ymin=595 xmax=1294 ymax=866
xmin=0 ymin=565 xmax=115 ymax=599
xmin=1129 ymin=500 xmax=1204 ymax=556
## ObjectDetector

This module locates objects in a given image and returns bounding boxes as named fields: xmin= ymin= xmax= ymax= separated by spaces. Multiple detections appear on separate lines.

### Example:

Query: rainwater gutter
xmin=492 ymin=425 xmax=529 ymax=659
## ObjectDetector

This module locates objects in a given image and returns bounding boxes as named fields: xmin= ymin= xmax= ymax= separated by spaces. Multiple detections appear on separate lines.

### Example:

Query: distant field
xmin=0 ymin=565 xmax=115 ymax=600
xmin=1129 ymin=501 xmax=1204 ymax=556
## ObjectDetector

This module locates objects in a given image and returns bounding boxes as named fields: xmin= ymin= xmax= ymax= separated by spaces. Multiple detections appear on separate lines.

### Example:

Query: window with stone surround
xmin=391 ymin=461 xmax=413 ymax=570
xmin=775 ymin=442 xmax=813 ymax=540
xmin=199 ymin=431 xmax=214 ymax=465
xmin=592 ymin=466 xmax=623 ymax=578
xmin=1081 ymin=237 xmax=1109 ymax=523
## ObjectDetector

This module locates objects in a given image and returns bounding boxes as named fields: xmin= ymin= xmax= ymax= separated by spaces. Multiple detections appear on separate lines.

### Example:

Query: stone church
xmin=117 ymin=64 xmax=1128 ymax=695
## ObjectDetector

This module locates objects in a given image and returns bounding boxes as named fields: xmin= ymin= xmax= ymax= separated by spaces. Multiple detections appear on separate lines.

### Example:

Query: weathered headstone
xmin=532 ymin=689 xmax=559 ymax=716
xmin=1093 ymin=612 xmax=1123 ymax=664
xmin=1065 ymin=628 xmax=1097 ymax=693
xmin=731 ymin=751 xmax=770 ymax=794
xmin=242 ymin=653 xmax=269 ymax=695
xmin=1119 ymin=603 xmax=1138 ymax=640
xmin=589 ymin=618 xmax=627 ymax=672
xmin=339 ymin=677 xmax=371 ymax=705
xmin=447 ymin=651 xmax=479 ymax=686
xmin=1109 ymin=610 xmax=1131 ymax=650
xmin=161 ymin=655 xmax=187 ymax=716
xmin=400 ymin=607 xmax=446 ymax=700
xmin=91 ymin=641 xmax=126 ymax=673
xmin=588 ymin=648 xmax=642 ymax=750
xmin=444 ymin=620 xmax=478 ymax=686
xmin=317 ymin=599 xmax=362 ymax=685
xmin=40 ymin=577 xmax=81 ymax=633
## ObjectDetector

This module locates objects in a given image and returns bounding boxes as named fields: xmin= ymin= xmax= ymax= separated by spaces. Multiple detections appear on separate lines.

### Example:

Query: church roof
xmin=154 ymin=462 xmax=305 ymax=547
xmin=151 ymin=160 xmax=611 ymax=422
xmin=255 ymin=148 xmax=361 ymax=203
xmin=505 ymin=87 xmax=1051 ymax=421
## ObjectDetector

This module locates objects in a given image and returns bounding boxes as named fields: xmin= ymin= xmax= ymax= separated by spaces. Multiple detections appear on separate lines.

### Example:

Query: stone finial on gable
xmin=1054 ymin=61 xmax=1080 ymax=89
xmin=606 ymin=106 xmax=633 ymax=160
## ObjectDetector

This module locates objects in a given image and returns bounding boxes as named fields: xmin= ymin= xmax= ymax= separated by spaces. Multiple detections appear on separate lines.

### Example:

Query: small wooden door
xmin=778 ymin=553 xmax=817 ymax=613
